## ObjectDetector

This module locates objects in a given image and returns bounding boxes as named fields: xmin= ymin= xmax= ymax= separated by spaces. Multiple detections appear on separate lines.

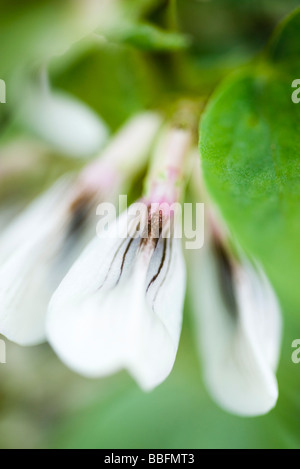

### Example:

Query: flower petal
xmin=22 ymin=90 xmax=109 ymax=158
xmin=0 ymin=177 xmax=74 ymax=266
xmin=47 ymin=215 xmax=186 ymax=390
xmin=192 ymin=242 xmax=282 ymax=417
xmin=0 ymin=237 xmax=61 ymax=345
xmin=48 ymin=210 xmax=138 ymax=305
xmin=0 ymin=177 xmax=98 ymax=345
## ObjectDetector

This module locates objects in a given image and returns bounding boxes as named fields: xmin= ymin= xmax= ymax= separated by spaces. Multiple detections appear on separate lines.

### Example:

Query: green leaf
xmin=200 ymin=61 xmax=300 ymax=310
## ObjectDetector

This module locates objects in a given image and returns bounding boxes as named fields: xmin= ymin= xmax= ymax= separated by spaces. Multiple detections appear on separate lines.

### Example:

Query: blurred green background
xmin=0 ymin=0 xmax=300 ymax=449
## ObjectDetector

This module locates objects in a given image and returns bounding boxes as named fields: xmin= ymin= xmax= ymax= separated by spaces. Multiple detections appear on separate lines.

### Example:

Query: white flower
xmin=192 ymin=229 xmax=282 ymax=417
xmin=0 ymin=112 xmax=161 ymax=346
xmin=47 ymin=204 xmax=186 ymax=390
xmin=47 ymin=122 xmax=192 ymax=390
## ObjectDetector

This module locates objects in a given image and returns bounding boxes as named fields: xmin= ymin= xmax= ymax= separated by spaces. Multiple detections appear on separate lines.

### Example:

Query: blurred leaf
xmin=113 ymin=23 xmax=190 ymax=51
xmin=267 ymin=7 xmax=300 ymax=75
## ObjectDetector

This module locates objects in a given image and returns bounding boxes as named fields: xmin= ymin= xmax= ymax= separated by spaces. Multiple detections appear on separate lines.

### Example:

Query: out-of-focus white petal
xmin=101 ymin=113 xmax=162 ymax=175
xmin=22 ymin=89 xmax=109 ymax=158
xmin=0 ymin=177 xmax=99 ymax=345
xmin=81 ymin=112 xmax=162 ymax=192
xmin=0 ymin=235 xmax=62 ymax=345
xmin=192 ymin=242 xmax=282 ymax=417
xmin=47 ymin=212 xmax=186 ymax=390
xmin=0 ymin=205 xmax=23 ymax=234
xmin=0 ymin=177 xmax=74 ymax=266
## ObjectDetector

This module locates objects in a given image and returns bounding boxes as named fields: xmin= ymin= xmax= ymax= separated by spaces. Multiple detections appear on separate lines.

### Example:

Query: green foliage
xmin=200 ymin=8 xmax=300 ymax=311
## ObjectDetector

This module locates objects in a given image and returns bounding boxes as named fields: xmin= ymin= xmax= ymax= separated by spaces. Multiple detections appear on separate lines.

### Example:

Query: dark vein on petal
xmin=146 ymin=237 xmax=167 ymax=294
xmin=214 ymin=241 xmax=238 ymax=319
xmin=116 ymin=237 xmax=135 ymax=286
xmin=98 ymin=237 xmax=128 ymax=290
xmin=98 ymin=216 xmax=140 ymax=290
xmin=151 ymin=237 xmax=173 ymax=311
